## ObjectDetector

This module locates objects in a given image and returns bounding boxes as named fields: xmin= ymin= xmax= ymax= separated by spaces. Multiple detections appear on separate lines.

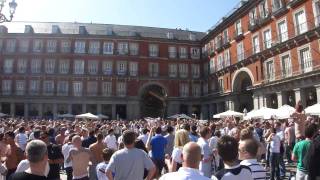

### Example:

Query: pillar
xmin=111 ymin=104 xmax=116 ymax=120
xmin=259 ymin=95 xmax=264 ymax=108
xmin=24 ymin=103 xmax=29 ymax=118
xmin=38 ymin=103 xmax=43 ymax=117
xmin=82 ymin=104 xmax=86 ymax=113
xmin=253 ymin=94 xmax=259 ymax=110
xmin=53 ymin=104 xmax=57 ymax=119
xmin=294 ymin=88 xmax=306 ymax=107
xmin=188 ymin=105 xmax=193 ymax=115
xmin=97 ymin=104 xmax=102 ymax=114
xmin=227 ymin=100 xmax=234 ymax=111
xmin=277 ymin=92 xmax=283 ymax=108
xmin=68 ymin=104 xmax=72 ymax=114
xmin=10 ymin=103 xmax=15 ymax=117
xmin=315 ymin=85 xmax=320 ymax=104
xmin=201 ymin=104 xmax=208 ymax=119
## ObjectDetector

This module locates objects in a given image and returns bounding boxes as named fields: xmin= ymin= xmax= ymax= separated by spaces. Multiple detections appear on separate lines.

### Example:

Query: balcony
xmin=272 ymin=2 xmax=288 ymax=18
xmin=248 ymin=14 xmax=272 ymax=32
xmin=287 ymin=0 xmax=307 ymax=9
xmin=233 ymin=31 xmax=244 ymax=42
xmin=248 ymin=20 xmax=260 ymax=32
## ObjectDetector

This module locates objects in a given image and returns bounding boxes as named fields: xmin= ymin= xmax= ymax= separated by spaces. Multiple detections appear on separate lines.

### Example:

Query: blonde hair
xmin=174 ymin=129 xmax=190 ymax=148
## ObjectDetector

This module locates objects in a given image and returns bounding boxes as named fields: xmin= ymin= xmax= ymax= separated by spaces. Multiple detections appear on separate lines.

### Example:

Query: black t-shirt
xmin=9 ymin=172 xmax=48 ymax=180
xmin=47 ymin=144 xmax=63 ymax=179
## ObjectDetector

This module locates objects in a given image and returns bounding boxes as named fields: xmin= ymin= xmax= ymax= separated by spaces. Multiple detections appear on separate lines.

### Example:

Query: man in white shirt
xmin=104 ymin=129 xmax=118 ymax=150
xmin=62 ymin=134 xmax=76 ymax=180
xmin=160 ymin=142 xmax=214 ymax=180
xmin=15 ymin=127 xmax=28 ymax=151
xmin=197 ymin=127 xmax=213 ymax=177
xmin=239 ymin=139 xmax=267 ymax=180
xmin=137 ymin=128 xmax=149 ymax=145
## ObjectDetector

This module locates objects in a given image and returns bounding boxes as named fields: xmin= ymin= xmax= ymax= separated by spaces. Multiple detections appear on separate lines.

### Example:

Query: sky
xmin=4 ymin=0 xmax=240 ymax=32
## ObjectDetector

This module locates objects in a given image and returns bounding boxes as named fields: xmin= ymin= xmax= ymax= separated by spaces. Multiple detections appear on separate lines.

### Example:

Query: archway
xmin=232 ymin=69 xmax=254 ymax=112
xmin=140 ymin=84 xmax=167 ymax=118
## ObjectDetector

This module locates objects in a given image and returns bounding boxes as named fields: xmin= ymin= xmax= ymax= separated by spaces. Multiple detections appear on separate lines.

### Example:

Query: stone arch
xmin=232 ymin=67 xmax=254 ymax=92
xmin=138 ymin=82 xmax=168 ymax=97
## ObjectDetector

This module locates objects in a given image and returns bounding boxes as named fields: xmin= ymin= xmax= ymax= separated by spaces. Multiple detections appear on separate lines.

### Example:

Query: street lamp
xmin=0 ymin=0 xmax=17 ymax=23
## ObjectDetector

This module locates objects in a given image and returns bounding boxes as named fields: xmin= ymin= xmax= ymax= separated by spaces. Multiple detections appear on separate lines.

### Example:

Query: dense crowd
xmin=0 ymin=101 xmax=319 ymax=180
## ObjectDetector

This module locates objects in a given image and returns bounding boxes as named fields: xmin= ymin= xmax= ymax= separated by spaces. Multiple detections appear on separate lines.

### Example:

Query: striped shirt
xmin=240 ymin=159 xmax=267 ymax=180
xmin=15 ymin=133 xmax=28 ymax=151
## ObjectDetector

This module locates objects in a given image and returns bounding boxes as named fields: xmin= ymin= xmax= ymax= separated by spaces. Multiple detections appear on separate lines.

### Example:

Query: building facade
xmin=1 ymin=0 xmax=320 ymax=120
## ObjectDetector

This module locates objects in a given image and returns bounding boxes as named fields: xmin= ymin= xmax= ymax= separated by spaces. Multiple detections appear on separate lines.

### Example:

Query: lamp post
xmin=0 ymin=0 xmax=17 ymax=23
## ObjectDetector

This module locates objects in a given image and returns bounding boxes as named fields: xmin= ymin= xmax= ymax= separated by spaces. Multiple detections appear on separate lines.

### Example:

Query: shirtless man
xmin=5 ymin=131 xmax=24 ymax=179
xmin=67 ymin=135 xmax=93 ymax=180
xmin=89 ymin=133 xmax=105 ymax=180
xmin=55 ymin=127 xmax=67 ymax=145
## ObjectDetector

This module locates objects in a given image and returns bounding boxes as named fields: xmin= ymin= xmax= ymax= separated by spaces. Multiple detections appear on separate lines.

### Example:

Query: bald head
xmin=182 ymin=142 xmax=202 ymax=168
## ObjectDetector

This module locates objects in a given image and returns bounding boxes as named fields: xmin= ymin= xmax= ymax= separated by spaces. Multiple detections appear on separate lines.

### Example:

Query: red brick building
xmin=1 ymin=0 xmax=320 ymax=120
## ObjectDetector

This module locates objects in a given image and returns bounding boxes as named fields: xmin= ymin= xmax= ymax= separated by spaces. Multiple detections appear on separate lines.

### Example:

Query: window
xmin=218 ymin=79 xmax=224 ymax=92
xmin=217 ymin=54 xmax=224 ymax=71
xmin=3 ymin=59 xmax=13 ymax=74
xmin=61 ymin=40 xmax=71 ymax=53
xmin=149 ymin=44 xmax=159 ymax=57
xmin=74 ymin=60 xmax=84 ymax=74
xmin=237 ymin=42 xmax=245 ymax=61
xmin=117 ymin=61 xmax=127 ymax=75
xmin=0 ymin=39 xmax=3 ymax=52
xmin=209 ymin=58 xmax=215 ymax=74
xmin=88 ymin=60 xmax=98 ymax=75
xmin=118 ymin=42 xmax=129 ymax=55
xmin=191 ymin=64 xmax=200 ymax=78
xmin=192 ymin=84 xmax=201 ymax=97
xmin=224 ymin=50 xmax=231 ymax=67
xmin=168 ymin=64 xmax=177 ymax=77
xmin=203 ymin=83 xmax=208 ymax=95
xmin=19 ymin=39 xmax=29 ymax=53
xmin=57 ymin=81 xmax=68 ymax=96
xmin=116 ymin=82 xmax=126 ymax=97
xmin=190 ymin=47 xmax=200 ymax=59
xmin=179 ymin=64 xmax=188 ymax=78
xmin=259 ymin=0 xmax=269 ymax=18
xmin=31 ymin=59 xmax=41 ymax=74
xmin=43 ymin=81 xmax=54 ymax=95
xmin=45 ymin=59 xmax=55 ymax=74
xmin=179 ymin=47 xmax=188 ymax=59
xmin=263 ymin=29 xmax=272 ymax=49
xmin=73 ymin=82 xmax=83 ymax=96
xmin=33 ymin=39 xmax=43 ymax=52
xmin=59 ymin=59 xmax=69 ymax=74
xmin=149 ymin=63 xmax=159 ymax=77
xmin=88 ymin=41 xmax=100 ymax=54
xmin=2 ymin=80 xmax=12 ymax=95
xmin=87 ymin=81 xmax=98 ymax=96
xmin=16 ymin=80 xmax=25 ymax=95
xmin=264 ymin=59 xmax=275 ymax=81
xmin=223 ymin=29 xmax=229 ymax=44
xmin=17 ymin=59 xmax=27 ymax=74
xmin=235 ymin=20 xmax=242 ymax=35
xmin=278 ymin=20 xmax=288 ymax=42
xmin=295 ymin=10 xmax=308 ymax=35
xmin=281 ymin=54 xmax=292 ymax=78
xmin=272 ymin=0 xmax=283 ymax=12
xmin=252 ymin=35 xmax=260 ymax=54
xmin=6 ymin=39 xmax=16 ymax=53
xmin=103 ymin=42 xmax=114 ymax=55
xmin=74 ymin=40 xmax=86 ymax=54
xmin=102 ymin=61 xmax=113 ymax=75
xmin=47 ymin=40 xmax=57 ymax=53
xmin=129 ymin=62 xmax=138 ymax=76
xmin=168 ymin=46 xmax=177 ymax=58
xmin=249 ymin=8 xmax=257 ymax=25
xmin=29 ymin=80 xmax=39 ymax=95
xmin=203 ymin=62 xmax=209 ymax=75
xmin=102 ymin=82 xmax=112 ymax=96
xmin=180 ymin=83 xmax=189 ymax=97
xmin=299 ymin=46 xmax=312 ymax=73
xmin=314 ymin=0 xmax=320 ymax=26
xmin=129 ymin=43 xmax=139 ymax=56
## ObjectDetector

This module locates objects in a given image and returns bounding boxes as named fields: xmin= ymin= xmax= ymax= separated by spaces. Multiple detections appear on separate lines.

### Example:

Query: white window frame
xmin=31 ymin=59 xmax=41 ymax=74
xmin=74 ymin=40 xmax=86 ymax=54
xmin=117 ymin=42 xmax=129 ymax=55
xmin=129 ymin=43 xmax=139 ymax=56
xmin=17 ymin=59 xmax=27 ymax=74
xmin=168 ymin=64 xmax=177 ymax=77
xmin=149 ymin=63 xmax=159 ymax=77
xmin=168 ymin=46 xmax=177 ymax=59
xmin=3 ymin=59 xmax=13 ymax=74
xmin=149 ymin=44 xmax=159 ymax=57
xmin=235 ymin=19 xmax=242 ymax=35
xmin=277 ymin=18 xmax=288 ymax=43
xmin=87 ymin=81 xmax=98 ymax=96
xmin=191 ymin=64 xmax=200 ymax=78
xmin=264 ymin=58 xmax=275 ymax=81
xmin=263 ymin=27 xmax=272 ymax=49
xmin=117 ymin=61 xmax=127 ymax=75
xmin=57 ymin=81 xmax=69 ymax=96
xmin=237 ymin=42 xmax=245 ymax=61
xmin=29 ymin=80 xmax=39 ymax=95
xmin=279 ymin=51 xmax=292 ymax=78
xmin=190 ymin=47 xmax=200 ymax=59
xmin=45 ymin=59 xmax=56 ymax=74
xmin=103 ymin=61 xmax=113 ymax=75
xmin=33 ymin=39 xmax=43 ymax=53
xmin=16 ymin=80 xmax=25 ymax=95
xmin=179 ymin=47 xmax=188 ymax=59
xmin=103 ymin=42 xmax=114 ymax=55
xmin=19 ymin=39 xmax=29 ymax=53
xmin=293 ymin=7 xmax=308 ymax=36
xmin=297 ymin=44 xmax=313 ymax=73
xmin=102 ymin=82 xmax=112 ymax=97
xmin=74 ymin=60 xmax=85 ymax=75
xmin=73 ymin=82 xmax=83 ymax=96
xmin=2 ymin=80 xmax=12 ymax=95
xmin=88 ymin=41 xmax=100 ymax=54
xmin=46 ymin=40 xmax=57 ymax=53
xmin=6 ymin=39 xmax=16 ymax=53
xmin=252 ymin=34 xmax=260 ymax=54
xmin=129 ymin=62 xmax=138 ymax=76
xmin=179 ymin=64 xmax=188 ymax=78
xmin=116 ymin=82 xmax=126 ymax=97
xmin=61 ymin=40 xmax=71 ymax=53
xmin=59 ymin=59 xmax=70 ymax=74
xmin=43 ymin=80 xmax=54 ymax=95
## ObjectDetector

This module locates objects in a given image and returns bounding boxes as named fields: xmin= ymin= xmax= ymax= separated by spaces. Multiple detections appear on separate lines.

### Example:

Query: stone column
xmin=10 ymin=103 xmax=15 ymax=117
xmin=227 ymin=100 xmax=234 ymax=111
xmin=111 ymin=104 xmax=116 ymax=120
xmin=53 ymin=104 xmax=58 ymax=119
xmin=259 ymin=95 xmax=264 ymax=108
xmin=68 ymin=104 xmax=72 ymax=114
xmin=315 ymin=85 xmax=320 ymax=104
xmin=97 ymin=104 xmax=102 ymax=114
xmin=253 ymin=94 xmax=259 ymax=110
xmin=24 ymin=103 xmax=29 ymax=118
xmin=277 ymin=92 xmax=283 ymax=108
xmin=38 ymin=103 xmax=43 ymax=117
xmin=201 ymin=104 xmax=208 ymax=120
xmin=82 ymin=104 xmax=86 ymax=113
xmin=188 ymin=105 xmax=193 ymax=116
xmin=294 ymin=88 xmax=306 ymax=107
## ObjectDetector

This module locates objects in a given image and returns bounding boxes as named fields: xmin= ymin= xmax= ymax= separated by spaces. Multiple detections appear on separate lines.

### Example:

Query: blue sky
xmin=9 ymin=0 xmax=240 ymax=32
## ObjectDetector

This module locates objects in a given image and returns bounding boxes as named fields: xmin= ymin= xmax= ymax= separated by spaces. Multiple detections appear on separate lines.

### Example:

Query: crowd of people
xmin=0 ymin=101 xmax=319 ymax=180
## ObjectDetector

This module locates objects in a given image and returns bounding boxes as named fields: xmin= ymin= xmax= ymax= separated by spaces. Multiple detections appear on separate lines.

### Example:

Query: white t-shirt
xmin=160 ymin=167 xmax=213 ymax=180
xmin=104 ymin=135 xmax=117 ymax=150
xmin=240 ymin=159 xmax=267 ymax=180
xmin=15 ymin=133 xmax=28 ymax=151
xmin=15 ymin=159 xmax=29 ymax=173
xmin=96 ymin=162 xmax=109 ymax=180
xmin=270 ymin=135 xmax=281 ymax=153
xmin=137 ymin=134 xmax=149 ymax=145
xmin=171 ymin=147 xmax=183 ymax=164
xmin=215 ymin=164 xmax=253 ymax=180
xmin=62 ymin=143 xmax=73 ymax=168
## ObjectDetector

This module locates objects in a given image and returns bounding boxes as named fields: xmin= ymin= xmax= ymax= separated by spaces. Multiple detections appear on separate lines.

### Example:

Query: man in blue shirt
xmin=147 ymin=127 xmax=167 ymax=178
